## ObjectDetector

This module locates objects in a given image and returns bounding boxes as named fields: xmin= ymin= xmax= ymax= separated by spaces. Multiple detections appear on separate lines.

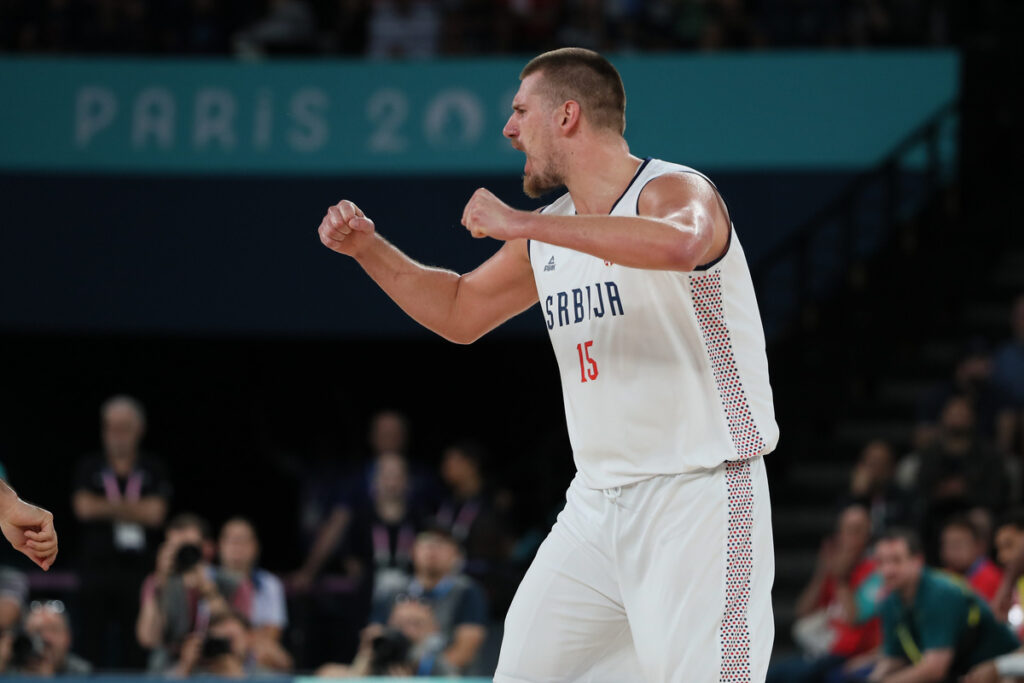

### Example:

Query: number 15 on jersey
xmin=576 ymin=341 xmax=599 ymax=383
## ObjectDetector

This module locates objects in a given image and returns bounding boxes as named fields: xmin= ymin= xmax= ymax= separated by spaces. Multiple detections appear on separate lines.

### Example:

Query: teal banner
xmin=0 ymin=53 xmax=957 ymax=174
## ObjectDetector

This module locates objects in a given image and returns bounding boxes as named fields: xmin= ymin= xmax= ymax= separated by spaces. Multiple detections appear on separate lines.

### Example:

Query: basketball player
xmin=319 ymin=48 xmax=777 ymax=682
xmin=0 ymin=479 xmax=58 ymax=570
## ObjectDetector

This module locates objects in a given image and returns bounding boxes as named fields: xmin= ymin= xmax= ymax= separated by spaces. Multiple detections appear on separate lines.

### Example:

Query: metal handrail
xmin=752 ymin=100 xmax=960 ymax=322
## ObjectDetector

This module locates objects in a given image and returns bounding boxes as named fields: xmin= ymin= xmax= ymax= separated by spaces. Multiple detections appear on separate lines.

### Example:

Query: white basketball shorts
xmin=495 ymin=456 xmax=774 ymax=682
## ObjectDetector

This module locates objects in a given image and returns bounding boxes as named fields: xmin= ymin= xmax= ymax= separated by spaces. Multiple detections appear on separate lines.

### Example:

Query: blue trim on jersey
xmin=608 ymin=157 xmax=652 ymax=215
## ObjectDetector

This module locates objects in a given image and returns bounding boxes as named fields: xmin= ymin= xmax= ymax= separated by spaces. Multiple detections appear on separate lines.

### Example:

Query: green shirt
xmin=881 ymin=568 xmax=1019 ymax=670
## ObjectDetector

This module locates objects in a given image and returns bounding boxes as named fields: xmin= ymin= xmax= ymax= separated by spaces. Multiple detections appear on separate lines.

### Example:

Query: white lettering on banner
xmin=194 ymin=88 xmax=237 ymax=149
xmin=366 ymin=88 xmax=408 ymax=153
xmin=69 ymin=82 xmax=512 ymax=162
xmin=74 ymin=86 xmax=117 ymax=147
xmin=253 ymin=89 xmax=273 ymax=150
xmin=288 ymin=88 xmax=328 ymax=152
xmin=132 ymin=87 xmax=175 ymax=149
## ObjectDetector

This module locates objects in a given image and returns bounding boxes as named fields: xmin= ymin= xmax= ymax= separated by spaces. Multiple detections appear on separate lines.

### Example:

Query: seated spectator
xmin=916 ymin=395 xmax=1007 ymax=557
xmin=941 ymin=515 xmax=1004 ymax=601
xmin=0 ymin=600 xmax=92 ymax=675
xmin=233 ymin=0 xmax=316 ymax=55
xmin=346 ymin=452 xmax=427 ymax=599
xmin=370 ymin=525 xmax=487 ymax=673
xmin=845 ymin=440 xmax=911 ymax=535
xmin=136 ymin=513 xmax=249 ymax=672
xmin=436 ymin=440 xmax=511 ymax=574
xmin=72 ymin=395 xmax=171 ymax=669
xmin=173 ymin=610 xmax=280 ymax=677
xmin=993 ymin=294 xmax=1024 ymax=409
xmin=766 ymin=504 xmax=881 ymax=683
xmin=992 ymin=512 xmax=1024 ymax=638
xmin=317 ymin=599 xmax=454 ymax=677
xmin=866 ymin=528 xmax=1018 ymax=682
xmin=915 ymin=340 xmax=1016 ymax=454
xmin=367 ymin=0 xmax=441 ymax=59
xmin=218 ymin=517 xmax=291 ymax=671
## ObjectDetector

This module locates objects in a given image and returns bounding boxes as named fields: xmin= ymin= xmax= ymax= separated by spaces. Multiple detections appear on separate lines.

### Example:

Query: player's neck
xmin=564 ymin=139 xmax=642 ymax=215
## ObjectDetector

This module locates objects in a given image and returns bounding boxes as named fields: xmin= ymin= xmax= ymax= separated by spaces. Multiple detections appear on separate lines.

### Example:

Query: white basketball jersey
xmin=528 ymin=158 xmax=779 ymax=490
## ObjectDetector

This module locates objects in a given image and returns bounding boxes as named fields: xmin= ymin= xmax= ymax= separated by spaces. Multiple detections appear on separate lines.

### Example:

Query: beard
xmin=520 ymin=133 xmax=565 ymax=198
xmin=522 ymin=159 xmax=565 ymax=199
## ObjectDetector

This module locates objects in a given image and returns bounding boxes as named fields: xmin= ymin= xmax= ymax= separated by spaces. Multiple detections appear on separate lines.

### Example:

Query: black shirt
xmin=73 ymin=453 xmax=172 ymax=572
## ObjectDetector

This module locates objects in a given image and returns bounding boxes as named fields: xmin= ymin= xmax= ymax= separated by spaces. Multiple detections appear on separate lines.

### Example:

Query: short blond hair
xmin=520 ymin=48 xmax=626 ymax=135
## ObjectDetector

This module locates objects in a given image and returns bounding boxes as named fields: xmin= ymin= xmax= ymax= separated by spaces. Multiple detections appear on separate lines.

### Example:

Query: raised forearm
xmin=522 ymin=213 xmax=706 ymax=271
xmin=354 ymin=235 xmax=466 ymax=341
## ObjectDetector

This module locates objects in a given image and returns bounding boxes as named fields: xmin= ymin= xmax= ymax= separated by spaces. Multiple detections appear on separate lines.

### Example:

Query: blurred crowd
xmin=0 ymin=0 xmax=955 ymax=57
xmin=769 ymin=294 xmax=1024 ymax=683
xmin=0 ymin=398 xmax=534 ymax=676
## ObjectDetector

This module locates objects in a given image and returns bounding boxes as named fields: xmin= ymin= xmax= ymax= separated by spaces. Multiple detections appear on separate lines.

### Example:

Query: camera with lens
xmin=369 ymin=628 xmax=412 ymax=674
xmin=200 ymin=636 xmax=233 ymax=660
xmin=172 ymin=543 xmax=203 ymax=574
xmin=7 ymin=629 xmax=46 ymax=669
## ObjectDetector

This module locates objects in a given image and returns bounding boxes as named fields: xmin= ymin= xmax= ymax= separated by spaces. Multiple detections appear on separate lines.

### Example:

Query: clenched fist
xmin=319 ymin=200 xmax=376 ymax=258
xmin=0 ymin=496 xmax=58 ymax=571
xmin=461 ymin=188 xmax=526 ymax=241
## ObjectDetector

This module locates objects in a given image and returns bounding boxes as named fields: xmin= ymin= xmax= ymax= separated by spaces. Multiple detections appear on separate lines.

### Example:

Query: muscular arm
xmin=73 ymin=491 xmax=167 ymax=527
xmin=464 ymin=173 xmax=730 ymax=273
xmin=354 ymin=237 xmax=537 ymax=344
xmin=318 ymin=194 xmax=540 ymax=345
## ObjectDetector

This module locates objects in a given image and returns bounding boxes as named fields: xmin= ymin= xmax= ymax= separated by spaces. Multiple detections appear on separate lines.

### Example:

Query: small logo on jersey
xmin=604 ymin=260 xmax=614 ymax=266
xmin=544 ymin=256 xmax=556 ymax=272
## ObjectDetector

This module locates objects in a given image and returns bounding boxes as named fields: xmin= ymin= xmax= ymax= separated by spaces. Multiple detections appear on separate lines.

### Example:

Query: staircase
xmin=758 ymin=101 xmax=1024 ymax=652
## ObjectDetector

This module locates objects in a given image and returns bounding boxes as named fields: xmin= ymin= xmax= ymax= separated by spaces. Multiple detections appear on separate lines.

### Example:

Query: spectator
xmin=866 ymin=528 xmax=1018 ymax=682
xmin=173 ymin=610 xmax=276 ymax=677
xmin=22 ymin=601 xmax=91 ymax=675
xmin=915 ymin=340 xmax=1016 ymax=455
xmin=916 ymin=395 xmax=1007 ymax=556
xmin=437 ymin=440 xmax=510 ymax=572
xmin=941 ymin=516 xmax=1004 ymax=601
xmin=317 ymin=599 xmax=454 ymax=677
xmin=767 ymin=504 xmax=881 ymax=683
xmin=71 ymin=395 xmax=171 ymax=669
xmin=845 ymin=440 xmax=911 ymax=534
xmin=370 ymin=525 xmax=487 ymax=673
xmin=293 ymin=410 xmax=426 ymax=591
xmin=347 ymin=452 xmax=427 ymax=599
xmin=233 ymin=0 xmax=316 ymax=55
xmin=367 ymin=0 xmax=441 ymax=59
xmin=992 ymin=512 xmax=1024 ymax=638
xmin=136 ymin=513 xmax=249 ymax=672
xmin=218 ymin=517 xmax=291 ymax=671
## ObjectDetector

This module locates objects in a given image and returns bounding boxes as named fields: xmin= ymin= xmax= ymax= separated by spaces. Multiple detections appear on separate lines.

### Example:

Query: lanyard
xmin=437 ymin=500 xmax=480 ymax=542
xmin=102 ymin=469 xmax=142 ymax=502
xmin=371 ymin=523 xmax=415 ymax=567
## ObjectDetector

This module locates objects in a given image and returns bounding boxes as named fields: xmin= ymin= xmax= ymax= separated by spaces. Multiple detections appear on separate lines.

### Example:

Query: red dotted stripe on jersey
xmin=689 ymin=271 xmax=766 ymax=461
xmin=721 ymin=460 xmax=754 ymax=683
xmin=689 ymin=271 xmax=762 ymax=682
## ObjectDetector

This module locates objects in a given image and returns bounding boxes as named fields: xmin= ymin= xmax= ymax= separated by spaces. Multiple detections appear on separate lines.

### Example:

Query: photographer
xmin=172 ymin=610 xmax=274 ymax=678
xmin=369 ymin=524 xmax=487 ymax=673
xmin=0 ymin=601 xmax=91 ymax=675
xmin=136 ymin=513 xmax=249 ymax=672
xmin=317 ymin=598 xmax=453 ymax=677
